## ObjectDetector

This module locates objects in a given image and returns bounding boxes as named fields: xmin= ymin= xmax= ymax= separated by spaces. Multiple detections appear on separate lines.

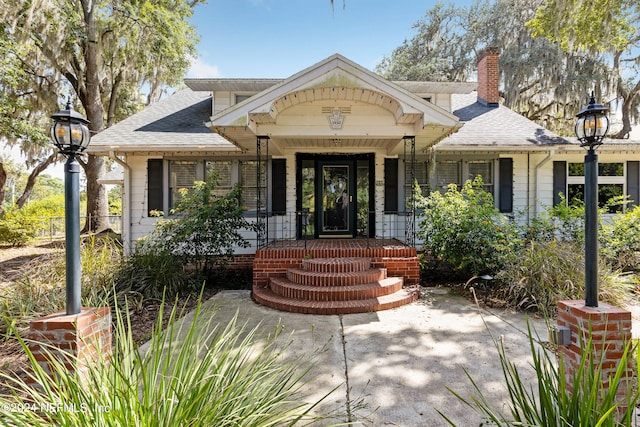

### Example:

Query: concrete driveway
xmin=172 ymin=286 xmax=554 ymax=426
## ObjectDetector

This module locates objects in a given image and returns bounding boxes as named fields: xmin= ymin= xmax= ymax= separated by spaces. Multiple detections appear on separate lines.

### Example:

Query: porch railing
xmin=247 ymin=210 xmax=418 ymax=249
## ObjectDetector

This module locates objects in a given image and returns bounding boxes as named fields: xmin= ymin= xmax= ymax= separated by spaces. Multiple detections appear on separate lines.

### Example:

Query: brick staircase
xmin=252 ymin=257 xmax=418 ymax=315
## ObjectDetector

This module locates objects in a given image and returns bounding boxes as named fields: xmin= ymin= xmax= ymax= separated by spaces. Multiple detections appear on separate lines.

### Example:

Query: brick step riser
xmin=269 ymin=277 xmax=403 ymax=301
xmin=302 ymin=257 xmax=371 ymax=273
xmin=253 ymin=287 xmax=418 ymax=315
xmin=286 ymin=269 xmax=387 ymax=287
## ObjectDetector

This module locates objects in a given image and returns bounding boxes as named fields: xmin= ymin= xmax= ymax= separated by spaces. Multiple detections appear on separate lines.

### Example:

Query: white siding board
xmin=511 ymin=154 xmax=528 ymax=220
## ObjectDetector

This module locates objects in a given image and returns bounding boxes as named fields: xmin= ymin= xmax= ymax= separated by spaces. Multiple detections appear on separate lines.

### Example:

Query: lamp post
xmin=50 ymin=100 xmax=91 ymax=315
xmin=574 ymin=92 xmax=609 ymax=307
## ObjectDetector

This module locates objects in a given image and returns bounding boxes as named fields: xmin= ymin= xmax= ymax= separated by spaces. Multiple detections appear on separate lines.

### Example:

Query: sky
xmin=186 ymin=0 xmax=433 ymax=79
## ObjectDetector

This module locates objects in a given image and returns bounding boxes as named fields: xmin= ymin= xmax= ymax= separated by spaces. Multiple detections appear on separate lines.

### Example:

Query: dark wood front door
xmin=296 ymin=153 xmax=374 ymax=239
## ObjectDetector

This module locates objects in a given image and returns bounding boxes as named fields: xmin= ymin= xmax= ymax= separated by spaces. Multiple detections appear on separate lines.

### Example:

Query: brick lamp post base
xmin=557 ymin=300 xmax=634 ymax=413
xmin=27 ymin=307 xmax=112 ymax=386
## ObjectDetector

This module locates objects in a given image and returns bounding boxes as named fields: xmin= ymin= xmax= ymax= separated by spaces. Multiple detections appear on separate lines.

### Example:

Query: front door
xmin=318 ymin=161 xmax=355 ymax=237
xmin=296 ymin=153 xmax=374 ymax=239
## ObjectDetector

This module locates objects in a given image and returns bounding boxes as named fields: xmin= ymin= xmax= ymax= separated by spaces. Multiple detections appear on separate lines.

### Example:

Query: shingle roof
xmin=87 ymin=88 xmax=238 ymax=154
xmin=438 ymin=92 xmax=568 ymax=149
xmin=87 ymin=85 xmax=573 ymax=155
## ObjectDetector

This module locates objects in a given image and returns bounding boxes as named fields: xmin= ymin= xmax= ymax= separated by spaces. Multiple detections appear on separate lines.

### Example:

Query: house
xmin=88 ymin=50 xmax=640 ymax=314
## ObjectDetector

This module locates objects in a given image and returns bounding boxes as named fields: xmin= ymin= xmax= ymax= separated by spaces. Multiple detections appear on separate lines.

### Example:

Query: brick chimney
xmin=477 ymin=47 xmax=500 ymax=107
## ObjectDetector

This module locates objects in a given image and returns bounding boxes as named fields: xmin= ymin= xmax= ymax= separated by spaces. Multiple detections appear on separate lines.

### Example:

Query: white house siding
xmin=510 ymin=153 xmax=530 ymax=222
xmin=126 ymin=155 xmax=163 ymax=246
xmin=431 ymin=93 xmax=451 ymax=112
xmin=213 ymin=91 xmax=233 ymax=115
xmin=375 ymin=152 xmax=387 ymax=238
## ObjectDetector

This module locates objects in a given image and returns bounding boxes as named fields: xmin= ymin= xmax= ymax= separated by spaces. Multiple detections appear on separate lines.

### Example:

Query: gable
xmin=206 ymin=54 xmax=461 ymax=156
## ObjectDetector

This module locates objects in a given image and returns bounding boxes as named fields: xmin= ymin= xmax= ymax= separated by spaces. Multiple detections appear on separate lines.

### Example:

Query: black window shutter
xmin=271 ymin=159 xmax=286 ymax=214
xmin=147 ymin=159 xmax=164 ymax=215
xmin=553 ymin=161 xmax=567 ymax=206
xmin=384 ymin=158 xmax=398 ymax=212
xmin=498 ymin=158 xmax=513 ymax=213
xmin=628 ymin=161 xmax=640 ymax=207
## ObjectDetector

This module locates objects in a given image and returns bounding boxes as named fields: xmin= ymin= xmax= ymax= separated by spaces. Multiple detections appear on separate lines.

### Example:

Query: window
xmin=435 ymin=161 xmax=460 ymax=192
xmin=206 ymin=161 xmax=232 ymax=196
xmin=435 ymin=160 xmax=493 ymax=193
xmin=468 ymin=161 xmax=493 ymax=193
xmin=169 ymin=161 xmax=197 ymax=208
xmin=404 ymin=160 xmax=428 ymax=208
xmin=567 ymin=162 xmax=624 ymax=213
xmin=240 ymin=161 xmax=266 ymax=211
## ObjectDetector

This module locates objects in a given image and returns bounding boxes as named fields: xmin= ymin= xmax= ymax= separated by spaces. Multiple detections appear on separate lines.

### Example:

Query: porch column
xmin=257 ymin=136 xmax=269 ymax=248
xmin=404 ymin=136 xmax=416 ymax=247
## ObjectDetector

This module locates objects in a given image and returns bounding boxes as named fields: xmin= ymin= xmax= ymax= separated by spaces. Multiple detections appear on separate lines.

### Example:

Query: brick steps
xmin=270 ymin=276 xmax=403 ymax=301
xmin=253 ymin=257 xmax=418 ymax=315
xmin=253 ymin=286 xmax=417 ymax=315
xmin=286 ymin=268 xmax=386 ymax=286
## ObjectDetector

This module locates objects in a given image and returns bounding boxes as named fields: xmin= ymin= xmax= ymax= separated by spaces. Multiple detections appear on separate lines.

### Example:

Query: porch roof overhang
xmin=206 ymin=54 xmax=461 ymax=156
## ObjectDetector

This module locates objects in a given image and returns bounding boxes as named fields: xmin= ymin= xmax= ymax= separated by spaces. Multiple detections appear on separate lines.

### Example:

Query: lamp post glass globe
xmin=575 ymin=92 xmax=610 ymax=148
xmin=50 ymin=101 xmax=91 ymax=155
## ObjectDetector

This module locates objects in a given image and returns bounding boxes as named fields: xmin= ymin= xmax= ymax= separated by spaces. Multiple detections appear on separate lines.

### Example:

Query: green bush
xmin=152 ymin=175 xmax=258 ymax=273
xmin=523 ymin=194 xmax=586 ymax=244
xmin=0 ymin=195 xmax=66 ymax=245
xmin=416 ymin=177 xmax=521 ymax=277
xmin=440 ymin=322 xmax=639 ymax=426
xmin=601 ymin=204 xmax=640 ymax=271
xmin=0 ymin=215 xmax=38 ymax=246
xmin=1 ymin=295 xmax=331 ymax=426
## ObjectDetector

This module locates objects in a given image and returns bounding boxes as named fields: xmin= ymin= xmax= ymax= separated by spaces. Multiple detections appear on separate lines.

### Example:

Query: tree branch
xmin=15 ymin=151 xmax=58 ymax=208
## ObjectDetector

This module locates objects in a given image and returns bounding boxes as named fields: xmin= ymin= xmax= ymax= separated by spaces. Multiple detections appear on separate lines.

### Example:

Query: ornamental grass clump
xmin=496 ymin=240 xmax=635 ymax=314
xmin=0 ymin=294 xmax=330 ymax=426
xmin=0 ymin=235 xmax=121 ymax=335
xmin=439 ymin=321 xmax=639 ymax=426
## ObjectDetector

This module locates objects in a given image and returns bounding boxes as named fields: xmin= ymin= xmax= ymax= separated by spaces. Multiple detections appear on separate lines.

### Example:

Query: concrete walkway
xmin=173 ymin=286 xmax=555 ymax=426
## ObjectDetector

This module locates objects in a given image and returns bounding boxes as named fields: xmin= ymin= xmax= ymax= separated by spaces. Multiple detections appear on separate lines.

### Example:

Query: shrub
xmin=523 ymin=194 xmax=586 ymax=244
xmin=1 ymin=295 xmax=331 ymax=426
xmin=0 ymin=195 xmax=66 ymax=245
xmin=416 ymin=177 xmax=521 ymax=278
xmin=0 ymin=215 xmax=38 ymax=246
xmin=152 ymin=175 xmax=259 ymax=273
xmin=601 ymin=204 xmax=640 ymax=271
xmin=439 ymin=322 xmax=639 ymax=426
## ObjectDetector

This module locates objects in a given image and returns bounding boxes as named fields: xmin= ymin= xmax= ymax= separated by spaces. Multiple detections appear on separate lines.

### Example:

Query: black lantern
xmin=50 ymin=100 xmax=91 ymax=155
xmin=575 ymin=92 xmax=610 ymax=148
xmin=50 ymin=99 xmax=91 ymax=315
xmin=575 ymin=92 xmax=609 ymax=307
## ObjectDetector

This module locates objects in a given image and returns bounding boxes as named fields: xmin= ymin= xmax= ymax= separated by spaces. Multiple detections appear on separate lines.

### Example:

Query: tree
xmin=0 ymin=156 xmax=25 ymax=213
xmin=376 ymin=0 xmax=613 ymax=136
xmin=376 ymin=2 xmax=481 ymax=82
xmin=1 ymin=0 xmax=202 ymax=231
xmin=0 ymin=26 xmax=56 ymax=215
xmin=528 ymin=0 xmax=640 ymax=138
